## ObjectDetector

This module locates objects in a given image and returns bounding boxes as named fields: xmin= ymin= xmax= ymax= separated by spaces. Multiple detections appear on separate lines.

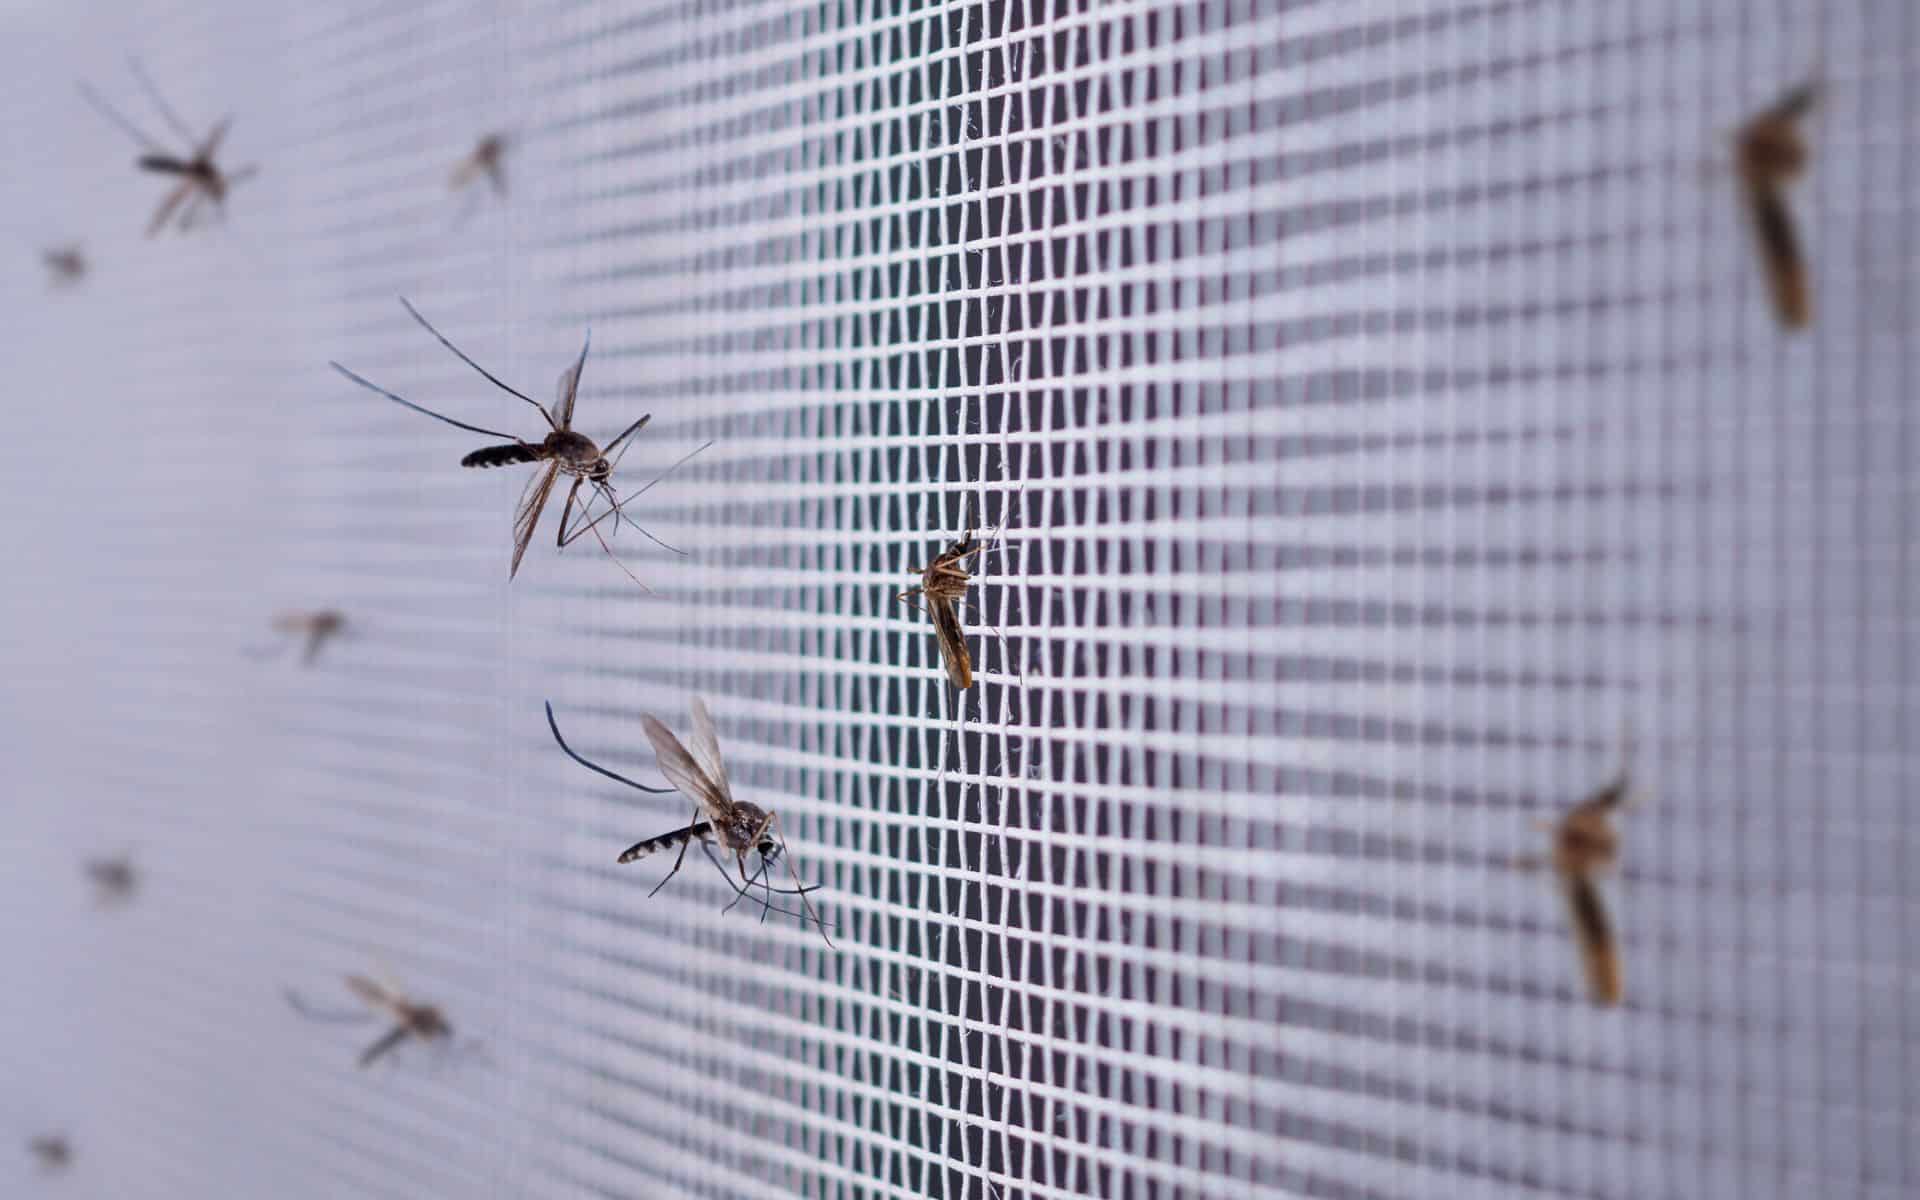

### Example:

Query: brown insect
xmin=79 ymin=60 xmax=256 ymax=236
xmin=1519 ymin=766 xmax=1633 ymax=1006
xmin=451 ymin=133 xmax=509 ymax=197
xmin=287 ymin=975 xmax=452 ymax=1068
xmin=28 ymin=1135 xmax=71 ymax=1172
xmin=545 ymin=699 xmax=831 ymax=941
xmin=331 ymin=299 xmax=704 ymax=585
xmin=1736 ymin=82 xmax=1817 ymax=328
xmin=85 ymin=856 xmax=137 ymax=904
xmin=897 ymin=529 xmax=985 ymax=689
xmin=268 ymin=609 xmax=347 ymax=665
xmin=42 ymin=244 xmax=86 ymax=288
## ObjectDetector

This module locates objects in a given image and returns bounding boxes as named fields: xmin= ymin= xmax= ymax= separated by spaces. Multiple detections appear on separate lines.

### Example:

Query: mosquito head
xmin=587 ymin=456 xmax=613 ymax=483
xmin=409 ymin=1004 xmax=452 ymax=1040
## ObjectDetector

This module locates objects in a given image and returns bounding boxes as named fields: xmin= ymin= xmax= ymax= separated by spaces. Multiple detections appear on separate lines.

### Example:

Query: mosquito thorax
xmin=719 ymin=801 xmax=772 ymax=854
xmin=545 ymin=429 xmax=601 ymax=470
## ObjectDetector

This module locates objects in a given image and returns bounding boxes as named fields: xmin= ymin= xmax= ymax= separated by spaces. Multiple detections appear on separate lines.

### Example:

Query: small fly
xmin=897 ymin=528 xmax=985 ymax=689
xmin=78 ymin=59 xmax=256 ymax=236
xmin=1735 ymin=81 xmax=1817 ymax=328
xmin=42 ymin=244 xmax=86 ymax=288
xmin=545 ymin=699 xmax=832 ymax=942
xmin=85 ymin=856 xmax=137 ymax=905
xmin=1519 ymin=766 xmax=1633 ymax=1006
xmin=268 ymin=609 xmax=347 ymax=666
xmin=28 ymin=1135 xmax=71 ymax=1173
xmin=451 ymin=133 xmax=509 ymax=198
xmin=287 ymin=974 xmax=453 ymax=1069
xmin=331 ymin=299 xmax=706 ymax=586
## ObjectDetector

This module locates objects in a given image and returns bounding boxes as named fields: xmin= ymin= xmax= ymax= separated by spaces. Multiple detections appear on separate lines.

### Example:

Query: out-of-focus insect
xmin=1518 ymin=765 xmax=1634 ymax=1006
xmin=286 ymin=975 xmax=453 ymax=1068
xmin=545 ymin=700 xmax=831 ymax=941
xmin=267 ymin=609 xmax=347 ymax=665
xmin=1735 ymin=81 xmax=1817 ymax=328
xmin=451 ymin=133 xmax=509 ymax=198
xmin=85 ymin=856 xmax=137 ymax=905
xmin=331 ymin=299 xmax=705 ymax=586
xmin=42 ymin=244 xmax=86 ymax=288
xmin=78 ymin=59 xmax=256 ymax=236
xmin=28 ymin=1135 xmax=71 ymax=1172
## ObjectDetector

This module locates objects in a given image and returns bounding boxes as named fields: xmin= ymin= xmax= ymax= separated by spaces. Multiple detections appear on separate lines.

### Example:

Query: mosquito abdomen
xmin=462 ymin=442 xmax=539 ymax=469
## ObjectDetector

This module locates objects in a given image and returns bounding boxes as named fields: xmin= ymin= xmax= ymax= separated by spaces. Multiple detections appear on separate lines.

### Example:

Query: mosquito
xmin=330 ymin=299 xmax=707 ymax=586
xmin=1736 ymin=81 xmax=1817 ymax=329
xmin=545 ymin=699 xmax=832 ymax=941
xmin=897 ymin=528 xmax=983 ymax=689
xmin=78 ymin=59 xmax=256 ymax=237
xmin=286 ymin=974 xmax=453 ymax=1068
xmin=1517 ymin=764 xmax=1634 ymax=1006
xmin=451 ymin=133 xmax=509 ymax=198
xmin=265 ymin=609 xmax=347 ymax=665
xmin=42 ymin=244 xmax=86 ymax=288
xmin=28 ymin=1135 xmax=71 ymax=1173
xmin=85 ymin=856 xmax=137 ymax=904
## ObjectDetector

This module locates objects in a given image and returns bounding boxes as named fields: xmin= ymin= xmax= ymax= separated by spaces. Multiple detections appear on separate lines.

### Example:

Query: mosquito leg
xmin=768 ymin=815 xmax=834 ymax=947
xmin=554 ymin=476 xmax=583 ymax=548
xmin=701 ymin=843 xmax=823 ymax=923
xmin=646 ymin=804 xmax=703 ymax=898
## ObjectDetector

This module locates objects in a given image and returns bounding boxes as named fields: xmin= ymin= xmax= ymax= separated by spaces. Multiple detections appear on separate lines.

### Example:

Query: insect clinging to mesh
xmin=1517 ymin=763 xmax=1635 ymax=1006
xmin=330 ymin=298 xmax=707 ymax=586
xmin=266 ymin=609 xmax=347 ymax=665
xmin=78 ymin=59 xmax=256 ymax=236
xmin=897 ymin=528 xmax=984 ymax=690
xmin=286 ymin=974 xmax=454 ymax=1069
xmin=1735 ymin=81 xmax=1817 ymax=328
xmin=544 ymin=699 xmax=832 ymax=942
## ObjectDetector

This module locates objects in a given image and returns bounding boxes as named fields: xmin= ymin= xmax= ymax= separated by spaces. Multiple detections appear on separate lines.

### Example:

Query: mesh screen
xmin=2 ymin=2 xmax=1916 ymax=1198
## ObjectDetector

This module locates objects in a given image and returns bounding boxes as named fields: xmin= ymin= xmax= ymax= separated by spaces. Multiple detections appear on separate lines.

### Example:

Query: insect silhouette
xmin=451 ymin=133 xmax=509 ymax=197
xmin=78 ymin=60 xmax=256 ymax=236
xmin=545 ymin=700 xmax=831 ymax=941
xmin=1518 ymin=765 xmax=1634 ymax=1006
xmin=85 ymin=856 xmax=137 ymax=905
xmin=897 ymin=527 xmax=988 ymax=689
xmin=28 ymin=1135 xmax=71 ymax=1172
xmin=330 ymin=299 xmax=706 ymax=585
xmin=42 ymin=244 xmax=86 ymax=288
xmin=1735 ymin=81 xmax=1817 ymax=328
xmin=267 ymin=609 xmax=347 ymax=665
xmin=286 ymin=975 xmax=453 ymax=1068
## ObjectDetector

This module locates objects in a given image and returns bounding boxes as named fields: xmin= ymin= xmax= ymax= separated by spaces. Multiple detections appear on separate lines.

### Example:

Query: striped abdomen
xmin=462 ymin=442 xmax=540 ymax=469
xmin=617 ymin=821 xmax=712 ymax=864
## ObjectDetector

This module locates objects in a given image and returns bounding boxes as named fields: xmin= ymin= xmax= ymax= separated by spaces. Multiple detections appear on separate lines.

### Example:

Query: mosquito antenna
xmin=329 ymin=362 xmax=520 ymax=441
xmin=396 ymin=298 xmax=554 ymax=429
xmin=78 ymin=81 xmax=165 ymax=153
xmin=126 ymin=57 xmax=196 ymax=146
xmin=545 ymin=702 xmax=673 ymax=793
xmin=774 ymin=821 xmax=834 ymax=946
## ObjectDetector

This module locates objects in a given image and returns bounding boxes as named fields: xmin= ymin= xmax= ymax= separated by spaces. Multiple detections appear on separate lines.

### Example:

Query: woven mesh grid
xmin=1 ymin=2 xmax=1916 ymax=1198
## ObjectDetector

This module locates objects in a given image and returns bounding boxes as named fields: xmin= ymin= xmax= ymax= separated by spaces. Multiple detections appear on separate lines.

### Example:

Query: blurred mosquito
xmin=451 ymin=133 xmax=509 ymax=198
xmin=42 ymin=244 xmax=86 ymax=288
xmin=85 ymin=856 xmax=137 ymax=905
xmin=78 ymin=59 xmax=256 ymax=236
xmin=1516 ymin=756 xmax=1636 ymax=1007
xmin=331 ymin=299 xmax=707 ymax=587
xmin=1736 ymin=81 xmax=1817 ymax=328
xmin=260 ymin=609 xmax=347 ymax=665
xmin=545 ymin=699 xmax=832 ymax=942
xmin=286 ymin=974 xmax=454 ymax=1068
xmin=28 ymin=1135 xmax=71 ymax=1173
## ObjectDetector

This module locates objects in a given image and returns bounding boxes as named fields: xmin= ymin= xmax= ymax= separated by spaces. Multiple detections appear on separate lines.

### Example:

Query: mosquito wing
xmin=642 ymin=713 xmax=729 ymax=822
xmin=1558 ymin=872 xmax=1622 ymax=1006
xmin=553 ymin=330 xmax=590 ymax=430
xmin=358 ymin=1024 xmax=411 ymax=1068
xmin=344 ymin=974 xmax=401 ymax=1017
xmin=684 ymin=697 xmax=732 ymax=804
xmin=1745 ymin=178 xmax=1810 ymax=328
xmin=928 ymin=594 xmax=974 ymax=689
xmin=195 ymin=116 xmax=231 ymax=163
xmin=510 ymin=461 xmax=561 ymax=579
